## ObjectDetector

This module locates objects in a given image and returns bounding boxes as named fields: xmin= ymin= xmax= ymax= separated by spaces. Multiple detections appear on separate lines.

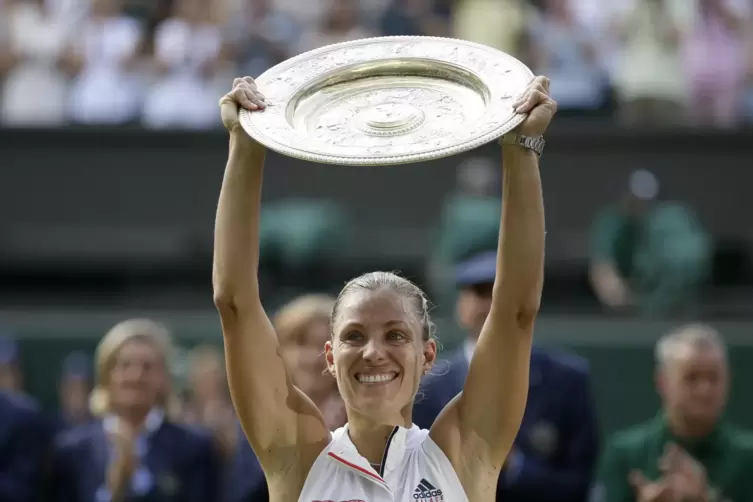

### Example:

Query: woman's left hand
xmin=512 ymin=76 xmax=558 ymax=137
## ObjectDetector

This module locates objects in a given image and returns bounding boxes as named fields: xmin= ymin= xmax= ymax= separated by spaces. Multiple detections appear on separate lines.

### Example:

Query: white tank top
xmin=299 ymin=423 xmax=468 ymax=502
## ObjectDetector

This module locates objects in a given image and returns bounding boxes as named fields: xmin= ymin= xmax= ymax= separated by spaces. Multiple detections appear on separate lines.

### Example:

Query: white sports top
xmin=299 ymin=423 xmax=468 ymax=502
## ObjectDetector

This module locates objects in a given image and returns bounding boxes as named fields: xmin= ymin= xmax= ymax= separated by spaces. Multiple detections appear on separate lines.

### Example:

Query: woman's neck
xmin=347 ymin=413 xmax=411 ymax=465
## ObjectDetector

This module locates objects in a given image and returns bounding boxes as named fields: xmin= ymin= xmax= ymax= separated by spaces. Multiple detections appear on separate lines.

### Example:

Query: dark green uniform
xmin=589 ymin=202 xmax=711 ymax=316
xmin=592 ymin=414 xmax=753 ymax=502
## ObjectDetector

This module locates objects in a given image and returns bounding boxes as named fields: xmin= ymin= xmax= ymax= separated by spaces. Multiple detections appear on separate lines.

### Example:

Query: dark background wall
xmin=2 ymin=124 xmax=752 ymax=437
xmin=1 ymin=124 xmax=751 ymax=269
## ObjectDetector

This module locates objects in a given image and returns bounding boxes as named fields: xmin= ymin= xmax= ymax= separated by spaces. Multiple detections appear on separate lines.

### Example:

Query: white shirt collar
xmin=103 ymin=408 xmax=165 ymax=436
xmin=464 ymin=339 xmax=476 ymax=364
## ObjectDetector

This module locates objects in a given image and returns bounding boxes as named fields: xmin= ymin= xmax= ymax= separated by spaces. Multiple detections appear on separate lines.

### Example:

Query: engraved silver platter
xmin=238 ymin=36 xmax=534 ymax=166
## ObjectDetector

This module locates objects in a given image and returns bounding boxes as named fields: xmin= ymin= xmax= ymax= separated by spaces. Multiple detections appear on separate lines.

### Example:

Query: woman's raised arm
xmin=430 ymin=76 xmax=554 ymax=484
xmin=212 ymin=77 xmax=329 ymax=478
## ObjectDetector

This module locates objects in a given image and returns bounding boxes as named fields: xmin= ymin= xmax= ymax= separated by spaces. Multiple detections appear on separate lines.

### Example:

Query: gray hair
xmin=654 ymin=323 xmax=726 ymax=368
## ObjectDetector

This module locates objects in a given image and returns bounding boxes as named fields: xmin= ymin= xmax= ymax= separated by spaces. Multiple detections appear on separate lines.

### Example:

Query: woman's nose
xmin=362 ymin=339 xmax=387 ymax=363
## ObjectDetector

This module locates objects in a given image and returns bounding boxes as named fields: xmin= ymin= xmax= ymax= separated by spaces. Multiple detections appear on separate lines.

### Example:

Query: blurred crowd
xmin=0 ymin=291 xmax=746 ymax=501
xmin=1 ymin=0 xmax=753 ymax=129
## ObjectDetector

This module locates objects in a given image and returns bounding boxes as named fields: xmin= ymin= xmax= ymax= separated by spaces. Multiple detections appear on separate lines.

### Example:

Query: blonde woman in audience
xmin=50 ymin=318 xmax=220 ymax=502
xmin=274 ymin=294 xmax=346 ymax=431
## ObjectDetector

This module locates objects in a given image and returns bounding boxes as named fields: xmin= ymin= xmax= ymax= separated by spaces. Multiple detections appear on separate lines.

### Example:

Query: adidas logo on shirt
xmin=413 ymin=478 xmax=444 ymax=501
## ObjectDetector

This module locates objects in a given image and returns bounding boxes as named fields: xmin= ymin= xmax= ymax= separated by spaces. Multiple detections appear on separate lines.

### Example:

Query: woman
xmin=213 ymin=73 xmax=554 ymax=500
xmin=50 ymin=319 xmax=220 ymax=502
xmin=182 ymin=345 xmax=268 ymax=502
xmin=274 ymin=294 xmax=346 ymax=430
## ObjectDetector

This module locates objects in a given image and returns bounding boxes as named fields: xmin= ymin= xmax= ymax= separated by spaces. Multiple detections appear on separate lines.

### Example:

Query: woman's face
xmin=326 ymin=288 xmax=436 ymax=425
xmin=190 ymin=359 xmax=226 ymax=403
xmin=108 ymin=339 xmax=166 ymax=414
xmin=284 ymin=318 xmax=334 ymax=398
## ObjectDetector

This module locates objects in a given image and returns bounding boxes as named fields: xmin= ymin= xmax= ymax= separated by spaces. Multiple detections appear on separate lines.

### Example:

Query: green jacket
xmin=592 ymin=414 xmax=753 ymax=502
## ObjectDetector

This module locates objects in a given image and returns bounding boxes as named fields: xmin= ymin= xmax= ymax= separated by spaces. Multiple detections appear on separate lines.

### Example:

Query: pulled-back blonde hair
xmin=89 ymin=318 xmax=179 ymax=418
xmin=273 ymin=294 xmax=335 ymax=347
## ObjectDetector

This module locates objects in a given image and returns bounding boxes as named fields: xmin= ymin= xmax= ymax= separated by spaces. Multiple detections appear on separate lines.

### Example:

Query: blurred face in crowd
xmin=326 ymin=288 xmax=436 ymax=424
xmin=108 ymin=338 xmax=166 ymax=415
xmin=283 ymin=316 xmax=334 ymax=400
xmin=189 ymin=356 xmax=226 ymax=405
xmin=60 ymin=375 xmax=91 ymax=421
xmin=0 ymin=362 xmax=22 ymax=392
xmin=456 ymin=282 xmax=494 ymax=339
xmin=657 ymin=343 xmax=728 ymax=432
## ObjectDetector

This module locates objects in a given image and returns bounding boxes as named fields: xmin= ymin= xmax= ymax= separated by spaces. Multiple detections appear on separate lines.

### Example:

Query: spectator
xmin=63 ymin=0 xmax=145 ymax=125
xmin=50 ymin=318 xmax=220 ymax=502
xmin=182 ymin=345 xmax=267 ymax=502
xmin=453 ymin=0 xmax=534 ymax=59
xmin=686 ymin=0 xmax=750 ymax=127
xmin=297 ymin=0 xmax=375 ymax=54
xmin=588 ymin=169 xmax=711 ymax=317
xmin=57 ymin=351 xmax=93 ymax=430
xmin=592 ymin=324 xmax=753 ymax=502
xmin=0 ymin=0 xmax=69 ymax=126
xmin=528 ymin=0 xmax=609 ymax=113
xmin=611 ymin=0 xmax=695 ymax=126
xmin=142 ymin=0 xmax=226 ymax=129
xmin=224 ymin=0 xmax=300 ymax=80
xmin=414 ymin=251 xmax=600 ymax=502
xmin=273 ymin=294 xmax=346 ymax=431
xmin=379 ymin=0 xmax=449 ymax=37
xmin=0 ymin=335 xmax=23 ymax=393
xmin=0 ymin=390 xmax=50 ymax=502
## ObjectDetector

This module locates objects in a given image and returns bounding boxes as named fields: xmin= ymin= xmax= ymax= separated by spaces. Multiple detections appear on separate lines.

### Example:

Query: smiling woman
xmin=325 ymin=272 xmax=437 ymax=461
xmin=213 ymin=71 xmax=553 ymax=502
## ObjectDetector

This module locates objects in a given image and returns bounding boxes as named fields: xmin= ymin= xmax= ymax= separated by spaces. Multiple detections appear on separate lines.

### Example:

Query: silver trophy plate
xmin=239 ymin=36 xmax=533 ymax=166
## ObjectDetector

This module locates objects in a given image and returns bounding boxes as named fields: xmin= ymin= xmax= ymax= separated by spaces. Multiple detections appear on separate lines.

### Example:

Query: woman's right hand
xmin=219 ymin=77 xmax=267 ymax=134
xmin=107 ymin=421 xmax=137 ymax=495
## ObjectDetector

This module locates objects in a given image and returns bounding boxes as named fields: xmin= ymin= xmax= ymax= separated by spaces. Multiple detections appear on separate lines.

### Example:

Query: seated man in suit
xmin=0 ymin=390 xmax=51 ymax=502
xmin=413 ymin=251 xmax=600 ymax=502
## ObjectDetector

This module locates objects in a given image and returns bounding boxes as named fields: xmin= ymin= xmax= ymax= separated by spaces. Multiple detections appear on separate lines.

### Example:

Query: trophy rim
xmin=239 ymin=35 xmax=533 ymax=166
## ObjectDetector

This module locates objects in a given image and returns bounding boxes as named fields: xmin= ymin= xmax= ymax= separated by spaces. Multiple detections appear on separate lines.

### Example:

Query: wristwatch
xmin=499 ymin=132 xmax=546 ymax=156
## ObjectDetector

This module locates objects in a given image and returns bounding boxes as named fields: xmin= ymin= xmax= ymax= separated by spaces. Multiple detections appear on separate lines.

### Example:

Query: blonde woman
xmin=214 ymin=74 xmax=552 ymax=501
xmin=50 ymin=319 xmax=220 ymax=502
xmin=273 ymin=294 xmax=346 ymax=431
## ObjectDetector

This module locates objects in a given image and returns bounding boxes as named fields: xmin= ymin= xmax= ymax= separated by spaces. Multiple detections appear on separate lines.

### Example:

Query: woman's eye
xmin=387 ymin=331 xmax=405 ymax=341
xmin=345 ymin=331 xmax=364 ymax=342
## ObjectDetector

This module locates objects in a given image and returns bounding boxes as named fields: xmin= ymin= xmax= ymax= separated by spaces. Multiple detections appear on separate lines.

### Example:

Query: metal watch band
xmin=499 ymin=132 xmax=546 ymax=156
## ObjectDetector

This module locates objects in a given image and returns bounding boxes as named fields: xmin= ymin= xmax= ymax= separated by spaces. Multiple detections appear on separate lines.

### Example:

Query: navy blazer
xmin=50 ymin=419 xmax=220 ymax=502
xmin=413 ymin=346 xmax=599 ymax=502
xmin=222 ymin=424 xmax=268 ymax=502
xmin=0 ymin=391 xmax=50 ymax=502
